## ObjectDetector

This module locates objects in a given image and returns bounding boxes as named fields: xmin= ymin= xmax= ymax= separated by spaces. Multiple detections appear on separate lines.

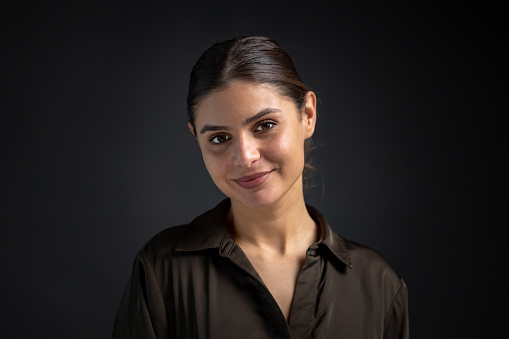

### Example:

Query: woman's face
xmin=191 ymin=81 xmax=316 ymax=210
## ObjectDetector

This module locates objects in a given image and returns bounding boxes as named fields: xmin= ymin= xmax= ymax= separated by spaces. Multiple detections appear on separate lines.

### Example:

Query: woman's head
xmin=186 ymin=36 xmax=317 ymax=206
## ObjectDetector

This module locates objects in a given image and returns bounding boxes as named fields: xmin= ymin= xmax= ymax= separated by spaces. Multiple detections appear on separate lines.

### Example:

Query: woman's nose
xmin=233 ymin=134 xmax=260 ymax=168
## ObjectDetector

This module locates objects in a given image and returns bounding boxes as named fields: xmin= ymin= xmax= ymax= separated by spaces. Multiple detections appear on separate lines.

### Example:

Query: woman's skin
xmin=189 ymin=80 xmax=320 ymax=321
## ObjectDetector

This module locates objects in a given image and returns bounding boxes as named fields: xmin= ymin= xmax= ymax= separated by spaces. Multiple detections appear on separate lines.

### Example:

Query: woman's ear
xmin=188 ymin=122 xmax=196 ymax=137
xmin=302 ymin=91 xmax=317 ymax=139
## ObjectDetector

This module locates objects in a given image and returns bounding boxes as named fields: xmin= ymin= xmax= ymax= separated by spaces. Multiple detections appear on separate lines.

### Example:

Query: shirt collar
xmin=306 ymin=205 xmax=352 ymax=268
xmin=175 ymin=199 xmax=352 ymax=268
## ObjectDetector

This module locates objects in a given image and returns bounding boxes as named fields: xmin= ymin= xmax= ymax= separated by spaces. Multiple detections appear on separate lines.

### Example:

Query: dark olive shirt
xmin=112 ymin=199 xmax=409 ymax=338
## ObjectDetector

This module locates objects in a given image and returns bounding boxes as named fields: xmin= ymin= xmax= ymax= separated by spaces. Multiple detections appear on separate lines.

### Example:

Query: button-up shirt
xmin=113 ymin=199 xmax=409 ymax=338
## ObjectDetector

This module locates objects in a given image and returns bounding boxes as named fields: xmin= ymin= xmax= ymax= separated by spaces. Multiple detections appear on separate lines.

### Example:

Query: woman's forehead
xmin=193 ymin=81 xmax=295 ymax=126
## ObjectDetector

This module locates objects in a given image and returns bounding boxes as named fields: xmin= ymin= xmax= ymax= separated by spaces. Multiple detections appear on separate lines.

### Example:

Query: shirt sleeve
xmin=383 ymin=279 xmax=409 ymax=339
xmin=112 ymin=252 xmax=169 ymax=339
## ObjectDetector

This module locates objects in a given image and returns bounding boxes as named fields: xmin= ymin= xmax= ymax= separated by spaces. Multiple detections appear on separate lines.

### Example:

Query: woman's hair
xmin=186 ymin=35 xmax=316 ymax=186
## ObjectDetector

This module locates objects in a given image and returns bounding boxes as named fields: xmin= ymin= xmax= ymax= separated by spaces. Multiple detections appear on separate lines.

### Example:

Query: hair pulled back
xmin=186 ymin=35 xmax=315 ymax=186
xmin=187 ymin=35 xmax=310 ymax=129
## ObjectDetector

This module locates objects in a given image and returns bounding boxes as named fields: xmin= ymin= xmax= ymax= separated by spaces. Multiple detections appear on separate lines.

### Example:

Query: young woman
xmin=112 ymin=35 xmax=409 ymax=338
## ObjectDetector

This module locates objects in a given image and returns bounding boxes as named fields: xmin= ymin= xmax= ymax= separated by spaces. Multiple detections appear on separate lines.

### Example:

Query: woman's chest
xmin=163 ymin=250 xmax=386 ymax=338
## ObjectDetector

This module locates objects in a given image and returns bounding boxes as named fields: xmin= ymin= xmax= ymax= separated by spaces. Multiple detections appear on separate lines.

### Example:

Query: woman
xmin=112 ymin=35 xmax=409 ymax=338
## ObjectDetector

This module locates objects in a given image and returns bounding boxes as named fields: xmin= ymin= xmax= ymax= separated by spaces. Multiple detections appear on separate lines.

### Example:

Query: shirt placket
xmin=288 ymin=243 xmax=322 ymax=339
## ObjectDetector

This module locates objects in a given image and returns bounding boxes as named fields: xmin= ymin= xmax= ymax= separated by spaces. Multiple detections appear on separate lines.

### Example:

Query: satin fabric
xmin=113 ymin=199 xmax=409 ymax=338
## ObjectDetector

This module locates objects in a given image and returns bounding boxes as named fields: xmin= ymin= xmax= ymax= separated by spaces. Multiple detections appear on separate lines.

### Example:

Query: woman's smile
xmin=232 ymin=170 xmax=275 ymax=189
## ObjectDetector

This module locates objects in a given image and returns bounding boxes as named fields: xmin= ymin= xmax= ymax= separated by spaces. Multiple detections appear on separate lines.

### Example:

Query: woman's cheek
xmin=272 ymin=133 xmax=294 ymax=159
xmin=204 ymin=151 xmax=230 ymax=179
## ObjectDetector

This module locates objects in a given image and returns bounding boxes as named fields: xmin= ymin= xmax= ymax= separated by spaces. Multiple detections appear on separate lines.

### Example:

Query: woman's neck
xmin=229 ymin=189 xmax=319 ymax=255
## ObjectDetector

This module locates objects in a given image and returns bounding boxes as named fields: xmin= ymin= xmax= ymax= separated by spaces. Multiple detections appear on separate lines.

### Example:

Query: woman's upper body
xmin=113 ymin=35 xmax=409 ymax=338
xmin=112 ymin=199 xmax=409 ymax=339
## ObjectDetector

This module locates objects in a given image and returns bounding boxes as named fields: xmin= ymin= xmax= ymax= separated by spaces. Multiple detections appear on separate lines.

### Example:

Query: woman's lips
xmin=233 ymin=170 xmax=273 ymax=189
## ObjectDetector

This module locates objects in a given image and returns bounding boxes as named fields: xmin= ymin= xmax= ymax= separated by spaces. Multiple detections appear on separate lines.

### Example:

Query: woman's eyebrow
xmin=242 ymin=108 xmax=280 ymax=125
xmin=199 ymin=108 xmax=280 ymax=134
xmin=200 ymin=124 xmax=228 ymax=134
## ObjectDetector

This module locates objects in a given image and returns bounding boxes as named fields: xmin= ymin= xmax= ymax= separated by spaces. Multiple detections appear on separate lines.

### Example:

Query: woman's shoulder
xmin=339 ymin=235 xmax=403 ymax=284
xmin=310 ymin=205 xmax=402 ymax=281
xmin=135 ymin=199 xmax=231 ymax=263
xmin=135 ymin=224 xmax=188 ymax=262
xmin=343 ymin=237 xmax=394 ymax=266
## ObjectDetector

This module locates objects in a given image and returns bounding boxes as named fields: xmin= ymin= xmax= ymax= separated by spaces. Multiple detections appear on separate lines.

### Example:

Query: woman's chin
xmin=231 ymin=186 xmax=299 ymax=211
xmin=226 ymin=189 xmax=278 ymax=210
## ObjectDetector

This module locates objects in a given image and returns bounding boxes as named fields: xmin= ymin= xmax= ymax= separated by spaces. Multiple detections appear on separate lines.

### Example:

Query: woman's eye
xmin=209 ymin=134 xmax=231 ymax=144
xmin=256 ymin=121 xmax=275 ymax=131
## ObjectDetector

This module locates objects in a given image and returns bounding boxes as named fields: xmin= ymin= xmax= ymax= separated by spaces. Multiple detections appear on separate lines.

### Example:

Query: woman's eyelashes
xmin=207 ymin=120 xmax=277 ymax=145
xmin=209 ymin=133 xmax=231 ymax=145
xmin=255 ymin=120 xmax=276 ymax=131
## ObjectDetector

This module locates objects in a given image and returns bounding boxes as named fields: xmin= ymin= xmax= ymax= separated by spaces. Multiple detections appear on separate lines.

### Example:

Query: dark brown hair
xmin=186 ymin=35 xmax=316 ymax=185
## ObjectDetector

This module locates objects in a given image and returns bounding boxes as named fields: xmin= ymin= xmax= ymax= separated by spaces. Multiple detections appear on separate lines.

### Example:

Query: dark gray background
xmin=2 ymin=1 xmax=506 ymax=338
